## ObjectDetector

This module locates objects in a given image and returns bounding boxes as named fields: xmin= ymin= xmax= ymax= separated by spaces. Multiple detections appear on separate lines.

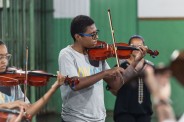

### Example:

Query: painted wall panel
xmin=46 ymin=0 xmax=184 ymax=121
xmin=138 ymin=20 xmax=184 ymax=119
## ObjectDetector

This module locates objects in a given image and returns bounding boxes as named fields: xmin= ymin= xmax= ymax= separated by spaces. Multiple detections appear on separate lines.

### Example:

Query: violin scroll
xmin=147 ymin=49 xmax=159 ymax=58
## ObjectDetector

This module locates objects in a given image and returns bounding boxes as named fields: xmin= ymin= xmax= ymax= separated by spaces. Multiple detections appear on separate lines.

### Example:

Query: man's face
xmin=77 ymin=24 xmax=99 ymax=48
xmin=0 ymin=45 xmax=9 ymax=72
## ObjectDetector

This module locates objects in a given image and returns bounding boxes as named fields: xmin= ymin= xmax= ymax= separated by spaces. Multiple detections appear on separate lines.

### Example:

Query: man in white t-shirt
xmin=58 ymin=15 xmax=147 ymax=122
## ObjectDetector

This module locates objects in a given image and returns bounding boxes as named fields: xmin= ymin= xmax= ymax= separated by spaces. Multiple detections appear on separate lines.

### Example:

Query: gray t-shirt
xmin=58 ymin=45 xmax=110 ymax=122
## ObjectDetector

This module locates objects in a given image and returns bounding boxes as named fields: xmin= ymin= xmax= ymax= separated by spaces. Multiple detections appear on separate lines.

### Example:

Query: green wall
xmin=48 ymin=0 xmax=138 ymax=112
xmin=91 ymin=0 xmax=137 ymax=110
xmin=138 ymin=20 xmax=184 ymax=118
xmin=46 ymin=0 xmax=184 ymax=120
xmin=1 ymin=0 xmax=183 ymax=121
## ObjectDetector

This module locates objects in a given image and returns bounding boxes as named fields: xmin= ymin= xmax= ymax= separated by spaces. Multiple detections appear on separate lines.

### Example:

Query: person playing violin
xmin=145 ymin=65 xmax=176 ymax=122
xmin=145 ymin=50 xmax=184 ymax=122
xmin=58 ymin=15 xmax=147 ymax=122
xmin=0 ymin=40 xmax=65 ymax=122
xmin=112 ymin=35 xmax=153 ymax=122
xmin=0 ymin=41 xmax=30 ymax=108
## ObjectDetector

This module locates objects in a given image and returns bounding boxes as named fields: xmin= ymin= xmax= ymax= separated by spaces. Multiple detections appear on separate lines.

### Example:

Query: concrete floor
xmin=37 ymin=111 xmax=114 ymax=122
xmin=36 ymin=111 xmax=158 ymax=122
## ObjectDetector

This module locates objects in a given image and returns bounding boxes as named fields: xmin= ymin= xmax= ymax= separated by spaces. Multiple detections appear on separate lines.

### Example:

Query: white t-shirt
xmin=58 ymin=45 xmax=110 ymax=122
xmin=0 ymin=86 xmax=29 ymax=103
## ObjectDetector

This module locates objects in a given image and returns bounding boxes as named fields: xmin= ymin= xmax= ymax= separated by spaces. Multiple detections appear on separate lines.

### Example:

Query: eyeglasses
xmin=0 ymin=54 xmax=12 ymax=61
xmin=130 ymin=44 xmax=143 ymax=48
xmin=78 ymin=30 xmax=99 ymax=40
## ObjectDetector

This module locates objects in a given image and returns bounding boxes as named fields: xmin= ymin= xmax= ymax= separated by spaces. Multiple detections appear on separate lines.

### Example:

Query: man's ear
xmin=74 ymin=34 xmax=81 ymax=41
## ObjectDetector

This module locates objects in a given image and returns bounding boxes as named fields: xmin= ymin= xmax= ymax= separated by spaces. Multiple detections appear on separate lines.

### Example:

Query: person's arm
xmin=0 ymin=73 xmax=64 ymax=121
xmin=25 ymin=72 xmax=64 ymax=117
xmin=8 ymin=107 xmax=24 ymax=122
xmin=145 ymin=66 xmax=176 ymax=122
xmin=104 ymin=65 xmax=137 ymax=95
xmin=105 ymin=46 xmax=147 ymax=95
xmin=59 ymin=50 xmax=124 ymax=91
xmin=0 ymin=100 xmax=30 ymax=110
xmin=70 ymin=66 xmax=124 ymax=91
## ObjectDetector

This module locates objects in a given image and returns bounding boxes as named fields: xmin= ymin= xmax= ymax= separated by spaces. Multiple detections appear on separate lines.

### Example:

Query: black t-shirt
xmin=114 ymin=60 xmax=153 ymax=119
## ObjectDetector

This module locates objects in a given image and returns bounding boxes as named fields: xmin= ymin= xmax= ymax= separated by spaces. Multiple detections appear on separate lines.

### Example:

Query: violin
xmin=87 ymin=40 xmax=159 ymax=61
xmin=87 ymin=41 xmax=113 ymax=60
xmin=0 ymin=108 xmax=32 ymax=122
xmin=0 ymin=67 xmax=80 ymax=88
xmin=0 ymin=67 xmax=56 ymax=87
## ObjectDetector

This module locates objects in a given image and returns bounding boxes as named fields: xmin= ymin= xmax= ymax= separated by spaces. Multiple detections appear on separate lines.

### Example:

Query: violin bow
xmin=107 ymin=9 xmax=120 ymax=67
xmin=24 ymin=46 xmax=28 ymax=102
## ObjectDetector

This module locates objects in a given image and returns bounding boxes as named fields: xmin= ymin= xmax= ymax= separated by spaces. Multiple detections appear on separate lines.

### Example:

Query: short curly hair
xmin=70 ymin=15 xmax=94 ymax=41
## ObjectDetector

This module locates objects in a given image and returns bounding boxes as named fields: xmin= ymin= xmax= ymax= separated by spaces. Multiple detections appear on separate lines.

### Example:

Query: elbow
xmin=106 ymin=85 xmax=118 ymax=96
xmin=71 ymin=86 xmax=81 ymax=91
xmin=71 ymin=87 xmax=78 ymax=91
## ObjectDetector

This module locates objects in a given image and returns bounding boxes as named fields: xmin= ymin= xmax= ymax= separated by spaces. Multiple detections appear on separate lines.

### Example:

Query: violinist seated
xmin=0 ymin=40 xmax=30 ymax=108
xmin=0 ymin=40 xmax=65 ymax=122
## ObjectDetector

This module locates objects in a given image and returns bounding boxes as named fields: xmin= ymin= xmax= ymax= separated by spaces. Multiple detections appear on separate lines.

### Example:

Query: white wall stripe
xmin=53 ymin=0 xmax=90 ymax=18
xmin=138 ymin=0 xmax=184 ymax=18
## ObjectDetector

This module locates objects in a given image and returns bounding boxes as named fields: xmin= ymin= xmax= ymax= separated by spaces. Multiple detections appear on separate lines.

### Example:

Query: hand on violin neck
xmin=134 ymin=59 xmax=145 ymax=72
xmin=52 ymin=71 xmax=65 ymax=89
xmin=131 ymin=46 xmax=146 ymax=64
